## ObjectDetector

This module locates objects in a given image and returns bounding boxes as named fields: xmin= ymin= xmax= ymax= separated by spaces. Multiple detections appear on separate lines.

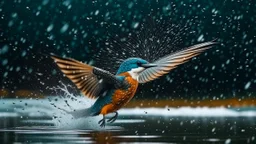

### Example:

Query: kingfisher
xmin=51 ymin=40 xmax=216 ymax=127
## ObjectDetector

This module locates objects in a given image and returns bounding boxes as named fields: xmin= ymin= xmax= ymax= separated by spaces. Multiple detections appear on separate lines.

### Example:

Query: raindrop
xmin=244 ymin=82 xmax=251 ymax=90
xmin=2 ymin=59 xmax=8 ymax=66
xmin=60 ymin=23 xmax=69 ymax=33
xmin=47 ymin=24 xmax=54 ymax=32
xmin=225 ymin=139 xmax=231 ymax=144
xmin=0 ymin=45 xmax=9 ymax=55
xmin=132 ymin=22 xmax=139 ymax=29
xmin=95 ymin=10 xmax=99 ymax=15
xmin=197 ymin=34 xmax=204 ymax=42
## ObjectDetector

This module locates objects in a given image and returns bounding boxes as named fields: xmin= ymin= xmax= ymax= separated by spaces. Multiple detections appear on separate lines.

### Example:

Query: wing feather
xmin=138 ymin=41 xmax=217 ymax=83
xmin=51 ymin=55 xmax=125 ymax=99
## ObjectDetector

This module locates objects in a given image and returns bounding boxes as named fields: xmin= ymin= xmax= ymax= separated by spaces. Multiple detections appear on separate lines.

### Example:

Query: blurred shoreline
xmin=1 ymin=89 xmax=255 ymax=108
xmin=126 ymin=98 xmax=256 ymax=108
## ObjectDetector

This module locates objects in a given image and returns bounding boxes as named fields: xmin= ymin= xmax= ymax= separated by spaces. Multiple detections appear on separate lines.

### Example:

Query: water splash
xmin=7 ymin=83 xmax=121 ymax=130
xmin=48 ymin=83 xmax=120 ymax=130
xmin=94 ymin=18 xmax=190 ymax=73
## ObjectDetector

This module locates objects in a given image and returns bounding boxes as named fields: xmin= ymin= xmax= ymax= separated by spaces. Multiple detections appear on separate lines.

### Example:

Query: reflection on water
xmin=1 ymin=115 xmax=256 ymax=143
xmin=0 ymin=99 xmax=255 ymax=143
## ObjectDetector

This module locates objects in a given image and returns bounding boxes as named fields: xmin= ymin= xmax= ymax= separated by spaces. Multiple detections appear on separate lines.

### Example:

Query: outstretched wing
xmin=51 ymin=55 xmax=127 ymax=99
xmin=138 ymin=41 xmax=217 ymax=83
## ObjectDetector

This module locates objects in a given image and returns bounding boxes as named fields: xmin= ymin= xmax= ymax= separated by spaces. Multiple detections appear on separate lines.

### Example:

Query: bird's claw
xmin=98 ymin=112 xmax=118 ymax=127
xmin=107 ymin=118 xmax=116 ymax=123
xmin=98 ymin=118 xmax=105 ymax=127
xmin=107 ymin=112 xmax=118 ymax=123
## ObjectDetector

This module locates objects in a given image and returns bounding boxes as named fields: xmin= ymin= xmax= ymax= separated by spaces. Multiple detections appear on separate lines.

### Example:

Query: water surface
xmin=0 ymin=99 xmax=255 ymax=143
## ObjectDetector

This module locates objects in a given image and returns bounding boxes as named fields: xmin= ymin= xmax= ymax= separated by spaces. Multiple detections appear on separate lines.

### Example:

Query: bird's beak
xmin=141 ymin=63 xmax=157 ymax=68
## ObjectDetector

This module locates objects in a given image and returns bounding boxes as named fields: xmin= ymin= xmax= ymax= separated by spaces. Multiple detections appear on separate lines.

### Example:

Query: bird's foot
xmin=98 ymin=116 xmax=106 ymax=127
xmin=107 ymin=112 xmax=118 ymax=123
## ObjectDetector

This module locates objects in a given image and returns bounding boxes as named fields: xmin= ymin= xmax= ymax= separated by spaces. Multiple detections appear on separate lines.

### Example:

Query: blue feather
xmin=116 ymin=58 xmax=148 ymax=74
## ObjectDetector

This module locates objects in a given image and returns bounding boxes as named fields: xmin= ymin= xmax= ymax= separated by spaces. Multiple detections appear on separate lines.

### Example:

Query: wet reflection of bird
xmin=51 ymin=40 xmax=217 ymax=127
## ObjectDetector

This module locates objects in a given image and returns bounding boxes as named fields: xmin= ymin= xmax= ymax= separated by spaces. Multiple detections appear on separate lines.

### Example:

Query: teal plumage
xmin=116 ymin=58 xmax=148 ymax=74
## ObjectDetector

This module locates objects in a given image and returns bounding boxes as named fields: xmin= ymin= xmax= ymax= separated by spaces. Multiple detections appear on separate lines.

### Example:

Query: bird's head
xmin=116 ymin=58 xmax=156 ymax=77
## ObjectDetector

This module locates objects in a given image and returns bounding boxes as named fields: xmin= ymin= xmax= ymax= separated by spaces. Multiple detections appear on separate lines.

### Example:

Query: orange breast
xmin=100 ymin=72 xmax=138 ymax=115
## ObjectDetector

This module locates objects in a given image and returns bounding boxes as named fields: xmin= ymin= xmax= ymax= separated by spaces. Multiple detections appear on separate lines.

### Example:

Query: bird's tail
xmin=60 ymin=107 xmax=98 ymax=119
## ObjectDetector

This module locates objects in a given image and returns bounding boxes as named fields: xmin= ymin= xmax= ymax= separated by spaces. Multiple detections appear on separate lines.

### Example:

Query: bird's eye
xmin=137 ymin=61 xmax=142 ymax=66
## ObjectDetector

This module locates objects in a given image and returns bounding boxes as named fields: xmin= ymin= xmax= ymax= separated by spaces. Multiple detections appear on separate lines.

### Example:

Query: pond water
xmin=0 ymin=99 xmax=255 ymax=143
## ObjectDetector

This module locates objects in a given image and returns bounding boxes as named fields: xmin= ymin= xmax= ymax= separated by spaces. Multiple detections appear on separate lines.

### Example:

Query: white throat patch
xmin=128 ymin=67 xmax=145 ymax=80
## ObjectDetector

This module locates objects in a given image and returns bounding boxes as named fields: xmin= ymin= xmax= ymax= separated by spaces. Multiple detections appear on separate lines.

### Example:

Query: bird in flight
xmin=51 ymin=40 xmax=217 ymax=127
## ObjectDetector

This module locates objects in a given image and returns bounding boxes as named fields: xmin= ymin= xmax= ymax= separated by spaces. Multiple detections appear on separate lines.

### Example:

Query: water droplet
xmin=95 ymin=10 xmax=99 ymax=15
xmin=244 ymin=82 xmax=251 ymax=90
xmin=47 ymin=24 xmax=54 ymax=32
xmin=60 ymin=23 xmax=69 ymax=33
xmin=197 ymin=34 xmax=204 ymax=42
xmin=132 ymin=22 xmax=139 ymax=29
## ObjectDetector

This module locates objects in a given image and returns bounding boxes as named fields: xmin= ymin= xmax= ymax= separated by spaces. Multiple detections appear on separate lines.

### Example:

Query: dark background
xmin=0 ymin=0 xmax=255 ymax=100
